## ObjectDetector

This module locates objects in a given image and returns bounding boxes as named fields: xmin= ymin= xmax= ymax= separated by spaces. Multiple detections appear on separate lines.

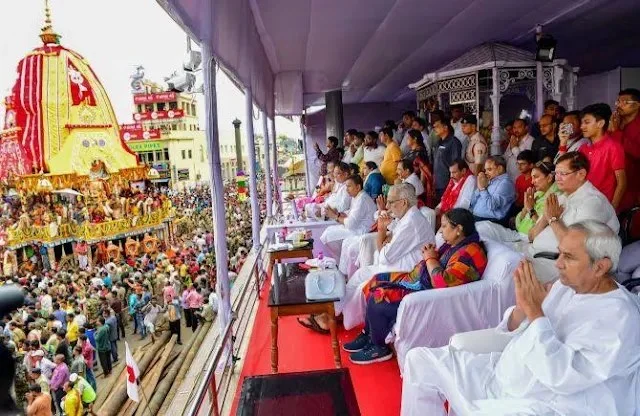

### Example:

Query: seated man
xmin=401 ymin=221 xmax=640 ymax=416
xmin=435 ymin=159 xmax=476 ymax=215
xmin=527 ymin=152 xmax=619 ymax=281
xmin=395 ymin=159 xmax=425 ymax=198
xmin=336 ymin=184 xmax=434 ymax=330
xmin=320 ymin=174 xmax=376 ymax=260
xmin=304 ymin=162 xmax=351 ymax=219
xmin=469 ymin=156 xmax=515 ymax=224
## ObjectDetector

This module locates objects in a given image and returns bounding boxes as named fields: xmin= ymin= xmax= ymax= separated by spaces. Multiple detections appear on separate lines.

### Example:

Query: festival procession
xmin=3 ymin=0 xmax=640 ymax=416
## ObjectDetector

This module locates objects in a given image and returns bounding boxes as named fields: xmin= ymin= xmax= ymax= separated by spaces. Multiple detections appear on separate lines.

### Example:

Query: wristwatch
xmin=548 ymin=216 xmax=559 ymax=224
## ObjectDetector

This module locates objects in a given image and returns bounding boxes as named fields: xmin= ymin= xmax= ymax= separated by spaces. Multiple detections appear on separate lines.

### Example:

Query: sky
xmin=0 ymin=0 xmax=300 ymax=144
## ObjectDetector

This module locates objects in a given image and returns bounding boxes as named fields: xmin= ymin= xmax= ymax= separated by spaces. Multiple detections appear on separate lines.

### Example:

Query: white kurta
xmin=401 ymin=282 xmax=640 ymax=416
xmin=337 ymin=206 xmax=435 ymax=329
xmin=363 ymin=146 xmax=386 ymax=168
xmin=453 ymin=175 xmax=477 ymax=210
xmin=529 ymin=181 xmax=619 ymax=281
xmin=305 ymin=181 xmax=351 ymax=218
xmin=320 ymin=191 xmax=376 ymax=259
xmin=403 ymin=173 xmax=424 ymax=196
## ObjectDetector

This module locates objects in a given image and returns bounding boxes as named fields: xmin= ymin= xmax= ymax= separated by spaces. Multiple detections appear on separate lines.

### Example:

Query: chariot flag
xmin=125 ymin=341 xmax=140 ymax=402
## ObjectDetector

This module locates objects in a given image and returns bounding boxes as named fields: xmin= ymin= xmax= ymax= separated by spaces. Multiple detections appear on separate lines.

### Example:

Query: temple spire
xmin=40 ymin=0 xmax=61 ymax=45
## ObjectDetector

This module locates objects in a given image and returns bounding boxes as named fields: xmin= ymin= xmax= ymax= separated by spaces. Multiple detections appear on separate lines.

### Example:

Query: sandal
xmin=297 ymin=314 xmax=330 ymax=335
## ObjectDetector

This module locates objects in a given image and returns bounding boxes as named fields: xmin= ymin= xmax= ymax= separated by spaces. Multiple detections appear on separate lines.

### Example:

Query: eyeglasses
xmin=615 ymin=99 xmax=638 ymax=106
xmin=554 ymin=170 xmax=577 ymax=178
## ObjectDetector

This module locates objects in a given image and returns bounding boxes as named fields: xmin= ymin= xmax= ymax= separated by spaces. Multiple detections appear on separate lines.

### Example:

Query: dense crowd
xmin=0 ymin=183 xmax=266 ymax=415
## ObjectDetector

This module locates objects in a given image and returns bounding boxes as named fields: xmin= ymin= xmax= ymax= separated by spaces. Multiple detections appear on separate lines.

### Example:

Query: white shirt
xmin=403 ymin=173 xmax=424 ymax=196
xmin=532 ymin=181 xmax=619 ymax=254
xmin=454 ymin=175 xmax=477 ymax=210
xmin=504 ymin=134 xmax=535 ymax=180
xmin=363 ymin=146 xmax=386 ymax=168
xmin=323 ymin=181 xmax=351 ymax=213
xmin=378 ymin=206 xmax=434 ymax=270
xmin=208 ymin=292 xmax=218 ymax=313
xmin=343 ymin=191 xmax=377 ymax=235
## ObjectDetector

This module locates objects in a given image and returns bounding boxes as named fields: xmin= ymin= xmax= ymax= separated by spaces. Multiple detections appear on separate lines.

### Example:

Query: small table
xmin=236 ymin=369 xmax=361 ymax=416
xmin=269 ymin=262 xmax=342 ymax=373
xmin=268 ymin=240 xmax=314 ymax=271
xmin=265 ymin=219 xmax=338 ymax=242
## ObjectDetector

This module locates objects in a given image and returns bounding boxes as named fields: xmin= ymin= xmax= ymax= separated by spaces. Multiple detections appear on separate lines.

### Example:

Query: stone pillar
xmin=233 ymin=118 xmax=243 ymax=172
xmin=325 ymin=90 xmax=344 ymax=145
xmin=491 ymin=67 xmax=502 ymax=156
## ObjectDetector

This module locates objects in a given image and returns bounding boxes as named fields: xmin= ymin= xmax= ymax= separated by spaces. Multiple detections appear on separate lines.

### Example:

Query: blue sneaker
xmin=349 ymin=344 xmax=393 ymax=365
xmin=343 ymin=332 xmax=370 ymax=353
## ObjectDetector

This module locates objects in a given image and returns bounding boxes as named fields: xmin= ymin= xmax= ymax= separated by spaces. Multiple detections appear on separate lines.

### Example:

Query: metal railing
xmin=184 ymin=243 xmax=266 ymax=416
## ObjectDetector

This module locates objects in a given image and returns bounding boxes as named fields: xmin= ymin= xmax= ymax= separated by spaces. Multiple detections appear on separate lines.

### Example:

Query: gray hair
xmin=390 ymin=183 xmax=417 ymax=207
xmin=568 ymin=221 xmax=621 ymax=271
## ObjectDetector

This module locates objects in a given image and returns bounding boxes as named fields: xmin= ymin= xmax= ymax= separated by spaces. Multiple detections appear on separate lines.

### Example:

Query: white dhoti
xmin=340 ymin=235 xmax=363 ymax=277
xmin=320 ymin=225 xmax=357 ymax=260
xmin=401 ymin=347 xmax=556 ymax=416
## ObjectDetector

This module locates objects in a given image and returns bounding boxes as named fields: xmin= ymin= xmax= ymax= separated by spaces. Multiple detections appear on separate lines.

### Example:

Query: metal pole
xmin=244 ymin=86 xmax=261 ymax=250
xmin=201 ymin=44 xmax=231 ymax=332
xmin=536 ymin=61 xmax=544 ymax=121
xmin=270 ymin=117 xmax=281 ymax=212
xmin=491 ymin=66 xmax=502 ymax=156
xmin=262 ymin=112 xmax=273 ymax=218
xmin=300 ymin=117 xmax=311 ymax=196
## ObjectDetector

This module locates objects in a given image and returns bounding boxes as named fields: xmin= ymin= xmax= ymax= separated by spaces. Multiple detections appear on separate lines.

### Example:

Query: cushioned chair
xmin=391 ymin=240 xmax=523 ymax=373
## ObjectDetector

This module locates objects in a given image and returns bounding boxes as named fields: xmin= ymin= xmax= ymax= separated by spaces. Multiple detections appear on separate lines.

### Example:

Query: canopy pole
xmin=270 ymin=117 xmax=281 ymax=213
xmin=300 ymin=115 xmax=311 ymax=196
xmin=244 ymin=85 xmax=261 ymax=250
xmin=490 ymin=67 xmax=502 ymax=155
xmin=536 ymin=61 xmax=544 ymax=121
xmin=262 ymin=112 xmax=273 ymax=218
xmin=201 ymin=44 xmax=231 ymax=331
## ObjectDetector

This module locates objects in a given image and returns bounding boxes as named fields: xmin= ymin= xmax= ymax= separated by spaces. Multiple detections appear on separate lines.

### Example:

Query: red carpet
xmin=231 ymin=282 xmax=402 ymax=416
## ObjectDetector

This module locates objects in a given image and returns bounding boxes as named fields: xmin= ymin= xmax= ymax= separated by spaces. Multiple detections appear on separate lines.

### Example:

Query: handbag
xmin=305 ymin=269 xmax=346 ymax=301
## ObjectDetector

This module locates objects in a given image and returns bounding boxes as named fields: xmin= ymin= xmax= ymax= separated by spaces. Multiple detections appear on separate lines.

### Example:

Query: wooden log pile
xmin=95 ymin=322 xmax=213 ymax=416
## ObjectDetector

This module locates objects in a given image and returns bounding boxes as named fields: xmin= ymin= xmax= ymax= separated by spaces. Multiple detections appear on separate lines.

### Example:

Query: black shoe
xmin=343 ymin=332 xmax=371 ymax=353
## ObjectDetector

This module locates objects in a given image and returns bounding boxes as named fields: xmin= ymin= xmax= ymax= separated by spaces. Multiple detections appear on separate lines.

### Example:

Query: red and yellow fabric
xmin=1 ymin=44 xmax=138 ymax=178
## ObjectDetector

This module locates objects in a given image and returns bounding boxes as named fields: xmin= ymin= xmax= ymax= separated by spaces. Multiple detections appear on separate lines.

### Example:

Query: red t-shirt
xmin=515 ymin=174 xmax=533 ymax=207
xmin=611 ymin=115 xmax=640 ymax=210
xmin=579 ymin=135 xmax=626 ymax=204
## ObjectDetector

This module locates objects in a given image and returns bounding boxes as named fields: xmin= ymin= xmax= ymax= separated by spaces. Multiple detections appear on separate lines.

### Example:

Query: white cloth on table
xmin=528 ymin=181 xmax=619 ymax=281
xmin=336 ymin=206 xmax=435 ymax=329
xmin=403 ymin=173 xmax=424 ymax=196
xmin=400 ymin=281 xmax=640 ymax=416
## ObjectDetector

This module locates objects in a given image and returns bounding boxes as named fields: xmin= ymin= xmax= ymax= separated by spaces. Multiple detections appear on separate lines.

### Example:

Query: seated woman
xmin=476 ymin=160 xmax=559 ymax=245
xmin=343 ymin=208 xmax=488 ymax=364
xmin=362 ymin=161 xmax=385 ymax=200
xmin=404 ymin=129 xmax=435 ymax=208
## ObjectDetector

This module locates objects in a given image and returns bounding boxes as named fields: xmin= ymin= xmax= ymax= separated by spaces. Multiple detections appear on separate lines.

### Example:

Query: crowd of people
xmin=0 ymin=183 xmax=265 ymax=415
xmin=302 ymin=89 xmax=640 ymax=414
